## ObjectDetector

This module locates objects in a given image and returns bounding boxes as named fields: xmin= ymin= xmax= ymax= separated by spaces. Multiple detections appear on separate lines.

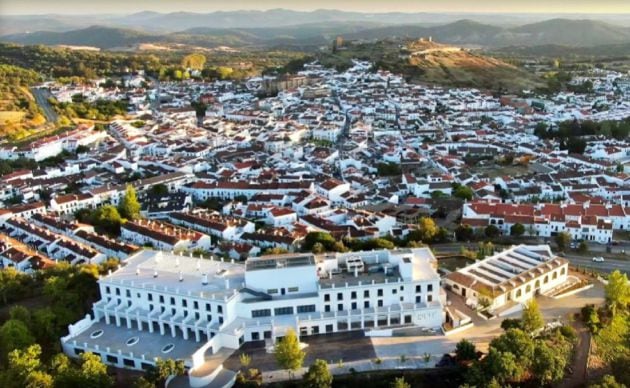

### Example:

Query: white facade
xmin=61 ymin=248 xmax=443 ymax=385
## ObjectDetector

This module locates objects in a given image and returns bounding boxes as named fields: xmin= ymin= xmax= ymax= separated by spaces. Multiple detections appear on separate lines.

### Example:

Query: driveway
xmin=371 ymin=280 xmax=605 ymax=359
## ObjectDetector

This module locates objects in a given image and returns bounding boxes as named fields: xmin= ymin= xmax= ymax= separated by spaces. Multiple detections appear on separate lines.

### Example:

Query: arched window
xmin=516 ymin=289 xmax=522 ymax=298
xmin=544 ymin=275 xmax=549 ymax=284
xmin=553 ymin=271 xmax=558 ymax=280
xmin=526 ymin=285 xmax=531 ymax=293
xmin=560 ymin=267 xmax=566 ymax=275
xmin=535 ymin=280 xmax=540 ymax=289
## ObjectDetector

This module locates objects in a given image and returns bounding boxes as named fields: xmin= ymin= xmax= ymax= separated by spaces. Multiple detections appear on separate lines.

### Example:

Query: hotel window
xmin=377 ymin=300 xmax=383 ymax=307
xmin=115 ymin=288 xmax=120 ymax=296
xmin=252 ymin=309 xmax=271 ymax=318
xmin=206 ymin=303 xmax=211 ymax=311
xmin=105 ymin=286 xmax=110 ymax=294
xmin=218 ymin=306 xmax=223 ymax=314
xmin=364 ymin=301 xmax=370 ymax=308
xmin=207 ymin=315 xmax=211 ymax=322
xmin=274 ymin=307 xmax=294 ymax=316
xmin=126 ymin=289 xmax=131 ymax=297
xmin=193 ymin=301 xmax=198 ymax=309
xmin=377 ymin=289 xmax=383 ymax=297
xmin=288 ymin=287 xmax=299 ymax=292
xmin=267 ymin=289 xmax=278 ymax=294
xmin=392 ymin=289 xmax=397 ymax=295
xmin=337 ymin=304 xmax=343 ymax=311
xmin=170 ymin=297 xmax=175 ymax=305
xmin=325 ymin=305 xmax=331 ymax=312
xmin=148 ymin=293 xmax=153 ymax=301
xmin=324 ymin=294 xmax=330 ymax=302
xmin=159 ymin=295 xmax=164 ymax=304
xmin=428 ymin=284 xmax=433 ymax=292
xmin=182 ymin=300 xmax=187 ymax=307
xmin=351 ymin=302 xmax=357 ymax=310
xmin=351 ymin=291 xmax=357 ymax=299
xmin=297 ymin=305 xmax=316 ymax=313
xmin=337 ymin=292 xmax=343 ymax=300
xmin=428 ymin=295 xmax=433 ymax=302
xmin=364 ymin=290 xmax=370 ymax=298
xmin=416 ymin=285 xmax=421 ymax=293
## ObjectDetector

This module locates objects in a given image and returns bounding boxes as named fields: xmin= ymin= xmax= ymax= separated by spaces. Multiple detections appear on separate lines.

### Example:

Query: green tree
xmin=418 ymin=217 xmax=438 ymax=242
xmin=312 ymin=242 xmax=325 ymax=254
xmin=118 ymin=184 xmax=141 ymax=220
xmin=149 ymin=358 xmax=185 ymax=384
xmin=578 ymin=240 xmax=589 ymax=253
xmin=489 ymin=329 xmax=535 ymax=371
xmin=482 ymin=348 xmax=522 ymax=384
xmin=500 ymin=318 xmax=522 ymax=331
xmin=510 ymin=223 xmax=525 ymax=237
xmin=453 ymin=185 xmax=474 ymax=201
xmin=555 ymin=231 xmax=571 ymax=251
xmin=77 ymin=352 xmax=113 ymax=388
xmin=25 ymin=370 xmax=54 ymax=388
xmin=455 ymin=339 xmax=477 ymax=362
xmin=484 ymin=225 xmax=500 ymax=238
xmin=239 ymin=353 xmax=251 ymax=369
xmin=605 ymin=270 xmax=630 ymax=316
xmin=0 ymin=319 xmax=35 ymax=360
xmin=522 ymin=299 xmax=545 ymax=332
xmin=91 ymin=205 xmax=123 ymax=235
xmin=303 ymin=232 xmax=337 ymax=252
xmin=455 ymin=225 xmax=474 ymax=242
xmin=390 ymin=377 xmax=411 ymax=388
xmin=148 ymin=184 xmax=168 ymax=197
xmin=589 ymin=374 xmax=625 ymax=388
xmin=274 ymin=329 xmax=305 ymax=379
xmin=6 ymin=344 xmax=42 ymax=385
xmin=303 ymin=359 xmax=332 ymax=388
xmin=532 ymin=341 xmax=567 ymax=384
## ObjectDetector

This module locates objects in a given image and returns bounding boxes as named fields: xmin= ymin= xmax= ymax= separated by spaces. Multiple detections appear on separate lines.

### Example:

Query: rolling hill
xmin=3 ymin=19 xmax=630 ymax=51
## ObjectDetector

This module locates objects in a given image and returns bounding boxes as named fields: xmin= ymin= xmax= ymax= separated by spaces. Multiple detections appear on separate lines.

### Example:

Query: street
xmin=31 ymin=87 xmax=58 ymax=123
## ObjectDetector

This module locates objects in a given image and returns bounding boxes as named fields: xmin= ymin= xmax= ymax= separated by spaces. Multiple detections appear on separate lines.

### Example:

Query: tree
xmin=532 ymin=341 xmax=566 ymax=384
xmin=489 ymin=329 xmax=535 ymax=371
xmin=566 ymin=137 xmax=587 ymax=154
xmin=455 ymin=339 xmax=477 ymax=362
xmin=590 ymin=374 xmax=626 ymax=388
xmin=605 ymin=270 xmax=630 ymax=316
xmin=390 ymin=377 xmax=411 ymax=388
xmin=500 ymin=318 xmax=522 ymax=331
xmin=149 ymin=184 xmax=168 ymax=197
xmin=91 ymin=205 xmax=123 ymax=235
xmin=118 ymin=184 xmax=141 ymax=220
xmin=6 ymin=344 xmax=42 ymax=384
xmin=25 ymin=370 xmax=53 ymax=388
xmin=417 ymin=217 xmax=438 ymax=242
xmin=555 ymin=231 xmax=571 ymax=251
xmin=510 ymin=223 xmax=525 ymax=237
xmin=274 ymin=329 xmax=305 ymax=378
xmin=77 ymin=352 xmax=113 ymax=388
xmin=239 ymin=353 xmax=251 ymax=369
xmin=303 ymin=232 xmax=337 ymax=252
xmin=482 ymin=348 xmax=522 ymax=384
xmin=0 ymin=319 xmax=35 ymax=360
xmin=181 ymin=53 xmax=206 ymax=70
xmin=522 ymin=299 xmax=544 ymax=332
xmin=578 ymin=240 xmax=589 ymax=253
xmin=312 ymin=242 xmax=325 ymax=254
xmin=453 ymin=185 xmax=474 ymax=201
xmin=303 ymin=359 xmax=332 ymax=388
xmin=484 ymin=225 xmax=500 ymax=238
xmin=455 ymin=225 xmax=474 ymax=242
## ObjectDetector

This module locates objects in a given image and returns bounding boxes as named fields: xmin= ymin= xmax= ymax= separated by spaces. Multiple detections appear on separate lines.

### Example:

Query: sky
xmin=2 ymin=0 xmax=630 ymax=15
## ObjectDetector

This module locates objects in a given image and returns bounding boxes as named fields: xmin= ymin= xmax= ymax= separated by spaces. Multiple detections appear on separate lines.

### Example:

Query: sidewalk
xmin=262 ymin=355 xmax=440 ymax=384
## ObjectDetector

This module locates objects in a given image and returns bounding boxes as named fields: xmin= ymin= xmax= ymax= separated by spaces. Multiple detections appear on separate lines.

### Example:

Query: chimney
xmin=153 ymin=269 xmax=158 ymax=278
xmin=202 ymin=273 xmax=208 ymax=285
xmin=179 ymin=271 xmax=183 ymax=282
xmin=225 ymin=278 xmax=230 ymax=289
xmin=136 ymin=267 xmax=140 ymax=276
xmin=354 ymin=266 xmax=358 ymax=278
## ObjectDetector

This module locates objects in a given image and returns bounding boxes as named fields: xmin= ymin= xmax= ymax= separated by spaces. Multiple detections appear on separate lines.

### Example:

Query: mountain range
xmin=2 ymin=14 xmax=630 ymax=51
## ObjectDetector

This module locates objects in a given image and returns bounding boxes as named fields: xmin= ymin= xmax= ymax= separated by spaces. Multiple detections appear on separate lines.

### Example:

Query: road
xmin=30 ymin=87 xmax=58 ymax=123
xmin=433 ymin=243 xmax=629 ymax=275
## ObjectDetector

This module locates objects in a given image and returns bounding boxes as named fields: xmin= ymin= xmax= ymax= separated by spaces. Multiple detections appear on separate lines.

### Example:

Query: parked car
xmin=592 ymin=256 xmax=605 ymax=262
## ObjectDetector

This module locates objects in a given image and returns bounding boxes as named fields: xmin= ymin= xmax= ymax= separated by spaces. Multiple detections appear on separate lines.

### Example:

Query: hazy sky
xmin=2 ymin=0 xmax=630 ymax=15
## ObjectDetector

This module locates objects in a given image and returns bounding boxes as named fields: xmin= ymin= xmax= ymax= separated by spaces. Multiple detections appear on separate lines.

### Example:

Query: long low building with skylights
xmin=443 ymin=244 xmax=569 ymax=310
xmin=60 ymin=247 xmax=443 ymax=386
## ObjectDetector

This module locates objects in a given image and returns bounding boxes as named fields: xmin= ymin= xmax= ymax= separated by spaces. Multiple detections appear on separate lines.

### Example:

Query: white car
xmin=592 ymin=256 xmax=605 ymax=262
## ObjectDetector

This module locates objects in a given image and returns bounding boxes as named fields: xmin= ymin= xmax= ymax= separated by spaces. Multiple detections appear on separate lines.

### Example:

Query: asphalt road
xmin=31 ymin=87 xmax=58 ymax=123
xmin=433 ymin=243 xmax=629 ymax=274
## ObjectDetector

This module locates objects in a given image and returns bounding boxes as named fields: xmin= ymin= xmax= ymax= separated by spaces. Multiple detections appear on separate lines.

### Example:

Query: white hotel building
xmin=61 ymin=248 xmax=443 ymax=387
